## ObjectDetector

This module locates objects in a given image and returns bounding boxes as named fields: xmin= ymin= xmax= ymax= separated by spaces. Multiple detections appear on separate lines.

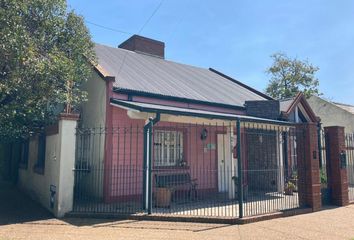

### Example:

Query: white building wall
xmin=80 ymin=71 xmax=107 ymax=128
xmin=76 ymin=71 xmax=107 ymax=200
xmin=18 ymin=133 xmax=60 ymax=215
xmin=308 ymin=96 xmax=354 ymax=133
xmin=18 ymin=116 xmax=78 ymax=217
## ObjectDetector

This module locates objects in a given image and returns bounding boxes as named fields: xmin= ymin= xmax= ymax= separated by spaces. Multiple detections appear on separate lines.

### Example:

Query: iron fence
xmin=73 ymin=127 xmax=145 ymax=214
xmin=241 ymin=122 xmax=301 ymax=216
xmin=73 ymin=121 xmax=304 ymax=218
xmin=345 ymin=133 xmax=354 ymax=202
xmin=319 ymin=128 xmax=331 ymax=204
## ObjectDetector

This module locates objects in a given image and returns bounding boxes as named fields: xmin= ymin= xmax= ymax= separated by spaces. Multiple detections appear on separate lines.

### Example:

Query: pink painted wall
xmin=105 ymin=106 xmax=232 ymax=201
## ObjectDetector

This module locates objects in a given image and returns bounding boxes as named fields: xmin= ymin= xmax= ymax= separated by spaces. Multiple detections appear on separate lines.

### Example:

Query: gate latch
xmin=340 ymin=151 xmax=347 ymax=169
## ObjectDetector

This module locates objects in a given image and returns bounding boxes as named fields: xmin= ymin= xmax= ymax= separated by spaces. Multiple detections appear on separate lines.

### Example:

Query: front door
xmin=217 ymin=133 xmax=236 ymax=199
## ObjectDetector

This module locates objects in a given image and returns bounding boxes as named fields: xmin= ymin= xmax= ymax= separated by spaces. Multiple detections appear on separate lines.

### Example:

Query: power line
xmin=117 ymin=0 xmax=165 ymax=77
xmin=138 ymin=0 xmax=165 ymax=34
xmin=85 ymin=20 xmax=133 ymax=35
xmin=84 ymin=0 xmax=165 ymax=36
xmin=86 ymin=1 xmax=165 ymax=79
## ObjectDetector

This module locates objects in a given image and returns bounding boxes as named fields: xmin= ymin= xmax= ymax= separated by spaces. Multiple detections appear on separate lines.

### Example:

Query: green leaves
xmin=265 ymin=53 xmax=321 ymax=100
xmin=0 ymin=0 xmax=96 ymax=140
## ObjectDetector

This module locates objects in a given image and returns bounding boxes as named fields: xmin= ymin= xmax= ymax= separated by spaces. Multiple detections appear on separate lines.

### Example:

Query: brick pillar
xmin=324 ymin=126 xmax=349 ymax=206
xmin=296 ymin=123 xmax=321 ymax=211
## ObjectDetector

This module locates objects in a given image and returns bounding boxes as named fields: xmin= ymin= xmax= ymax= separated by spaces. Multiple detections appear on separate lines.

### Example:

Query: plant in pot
xmin=232 ymin=176 xmax=248 ymax=200
xmin=320 ymin=168 xmax=330 ymax=204
xmin=155 ymin=186 xmax=173 ymax=208
xmin=284 ymin=181 xmax=296 ymax=195
xmin=320 ymin=168 xmax=327 ymax=188
xmin=155 ymin=178 xmax=173 ymax=208
xmin=289 ymin=171 xmax=298 ymax=192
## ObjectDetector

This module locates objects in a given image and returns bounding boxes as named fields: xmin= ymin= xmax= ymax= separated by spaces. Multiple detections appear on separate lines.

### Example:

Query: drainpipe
xmin=143 ymin=113 xmax=160 ymax=214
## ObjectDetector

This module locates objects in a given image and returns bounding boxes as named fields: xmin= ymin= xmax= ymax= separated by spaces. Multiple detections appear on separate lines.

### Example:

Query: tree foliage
xmin=0 ymin=0 xmax=96 ymax=140
xmin=265 ymin=53 xmax=320 ymax=100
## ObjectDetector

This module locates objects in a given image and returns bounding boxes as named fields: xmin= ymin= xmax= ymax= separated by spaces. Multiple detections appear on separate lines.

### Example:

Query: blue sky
xmin=67 ymin=0 xmax=354 ymax=103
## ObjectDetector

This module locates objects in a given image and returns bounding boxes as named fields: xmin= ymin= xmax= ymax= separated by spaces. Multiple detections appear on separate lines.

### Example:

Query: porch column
xmin=236 ymin=119 xmax=244 ymax=218
xmin=296 ymin=123 xmax=321 ymax=211
xmin=143 ymin=114 xmax=160 ymax=214
xmin=277 ymin=131 xmax=285 ymax=193
xmin=56 ymin=113 xmax=79 ymax=217
xmin=324 ymin=126 xmax=349 ymax=206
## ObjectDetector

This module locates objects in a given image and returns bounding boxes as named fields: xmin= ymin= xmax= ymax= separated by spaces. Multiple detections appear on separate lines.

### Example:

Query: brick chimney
xmin=118 ymin=35 xmax=165 ymax=58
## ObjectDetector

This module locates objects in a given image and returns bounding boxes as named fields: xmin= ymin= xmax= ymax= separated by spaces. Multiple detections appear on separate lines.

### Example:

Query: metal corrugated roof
xmin=333 ymin=102 xmax=354 ymax=114
xmin=94 ymin=43 xmax=266 ymax=107
xmin=279 ymin=98 xmax=295 ymax=112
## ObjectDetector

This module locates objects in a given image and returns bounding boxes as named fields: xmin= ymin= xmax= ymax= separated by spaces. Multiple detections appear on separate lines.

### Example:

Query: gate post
xmin=324 ymin=126 xmax=349 ymax=206
xmin=56 ymin=113 xmax=79 ymax=217
xmin=236 ymin=119 xmax=243 ymax=218
xmin=296 ymin=123 xmax=321 ymax=211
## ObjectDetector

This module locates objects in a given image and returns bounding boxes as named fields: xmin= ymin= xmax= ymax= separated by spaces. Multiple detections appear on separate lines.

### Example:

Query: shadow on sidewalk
xmin=0 ymin=181 xmax=53 ymax=226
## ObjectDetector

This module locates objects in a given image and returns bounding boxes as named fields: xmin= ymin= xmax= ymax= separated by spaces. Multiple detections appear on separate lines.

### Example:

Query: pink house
xmin=76 ymin=35 xmax=319 ymax=216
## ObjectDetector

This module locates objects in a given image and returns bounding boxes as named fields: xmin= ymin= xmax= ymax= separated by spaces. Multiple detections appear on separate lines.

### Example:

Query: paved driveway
xmin=1 ymin=184 xmax=354 ymax=240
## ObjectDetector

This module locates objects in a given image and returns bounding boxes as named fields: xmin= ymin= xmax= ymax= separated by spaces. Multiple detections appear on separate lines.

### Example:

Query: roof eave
xmin=91 ymin=61 xmax=115 ymax=82
xmin=283 ymin=92 xmax=319 ymax=123
xmin=110 ymin=98 xmax=295 ymax=126
xmin=113 ymin=87 xmax=246 ymax=111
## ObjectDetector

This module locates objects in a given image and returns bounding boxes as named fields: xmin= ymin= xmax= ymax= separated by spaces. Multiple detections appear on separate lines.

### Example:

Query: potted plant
xmin=232 ymin=176 xmax=248 ymax=200
xmin=289 ymin=171 xmax=298 ymax=192
xmin=155 ymin=187 xmax=173 ymax=208
xmin=320 ymin=168 xmax=331 ymax=204
xmin=284 ymin=181 xmax=296 ymax=195
xmin=320 ymin=168 xmax=328 ymax=188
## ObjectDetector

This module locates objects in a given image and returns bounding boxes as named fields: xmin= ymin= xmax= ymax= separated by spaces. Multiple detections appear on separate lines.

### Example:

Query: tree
xmin=265 ymin=53 xmax=320 ymax=100
xmin=0 ymin=0 xmax=96 ymax=140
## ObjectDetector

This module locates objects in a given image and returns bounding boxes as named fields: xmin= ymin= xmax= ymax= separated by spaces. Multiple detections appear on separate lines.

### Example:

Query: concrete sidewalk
xmin=1 ymin=205 xmax=354 ymax=240
xmin=0 ymin=183 xmax=354 ymax=240
xmin=0 ymin=182 xmax=52 ymax=226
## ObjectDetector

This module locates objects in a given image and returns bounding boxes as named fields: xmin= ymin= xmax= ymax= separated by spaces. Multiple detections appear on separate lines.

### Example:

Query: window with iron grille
xmin=154 ymin=130 xmax=184 ymax=167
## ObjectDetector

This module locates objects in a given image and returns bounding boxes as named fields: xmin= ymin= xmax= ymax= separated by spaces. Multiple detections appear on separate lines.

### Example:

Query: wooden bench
xmin=154 ymin=173 xmax=198 ymax=200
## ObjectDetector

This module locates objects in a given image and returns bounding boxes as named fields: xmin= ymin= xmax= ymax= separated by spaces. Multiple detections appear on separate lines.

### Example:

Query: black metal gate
xmin=345 ymin=133 xmax=354 ymax=202
xmin=73 ymin=127 xmax=145 ymax=214
xmin=318 ymin=127 xmax=331 ymax=205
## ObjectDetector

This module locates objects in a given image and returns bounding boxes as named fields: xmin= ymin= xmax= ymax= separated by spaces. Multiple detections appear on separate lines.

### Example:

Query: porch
xmin=73 ymin=100 xmax=305 ymax=219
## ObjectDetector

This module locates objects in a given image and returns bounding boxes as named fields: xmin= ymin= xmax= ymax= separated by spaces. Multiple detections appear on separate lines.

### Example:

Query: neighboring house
xmin=308 ymin=95 xmax=354 ymax=133
xmin=17 ymin=35 xmax=320 ymax=218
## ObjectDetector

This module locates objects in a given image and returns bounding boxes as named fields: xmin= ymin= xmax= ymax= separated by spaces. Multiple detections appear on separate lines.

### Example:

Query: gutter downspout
xmin=143 ymin=113 xmax=160 ymax=214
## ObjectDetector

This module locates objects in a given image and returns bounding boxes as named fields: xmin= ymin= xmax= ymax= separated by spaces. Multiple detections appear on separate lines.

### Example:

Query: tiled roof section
xmin=94 ymin=43 xmax=267 ymax=107
xmin=333 ymin=102 xmax=354 ymax=114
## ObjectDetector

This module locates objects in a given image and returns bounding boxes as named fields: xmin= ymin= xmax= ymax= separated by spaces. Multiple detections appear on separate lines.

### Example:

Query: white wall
xmin=18 ymin=117 xmax=78 ymax=217
xmin=80 ymin=71 xmax=107 ymax=128
xmin=17 ymin=72 xmax=107 ymax=217
xmin=18 ymin=133 xmax=60 ymax=215
xmin=308 ymin=96 xmax=354 ymax=133
xmin=76 ymin=72 xmax=107 ymax=200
